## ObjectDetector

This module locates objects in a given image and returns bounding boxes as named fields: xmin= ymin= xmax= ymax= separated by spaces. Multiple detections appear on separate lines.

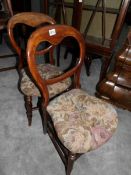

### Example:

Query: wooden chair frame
xmin=7 ymin=12 xmax=56 ymax=126
xmin=26 ymin=24 xmax=85 ymax=175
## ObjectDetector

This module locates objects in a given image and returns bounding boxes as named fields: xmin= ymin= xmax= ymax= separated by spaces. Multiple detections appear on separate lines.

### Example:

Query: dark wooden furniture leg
xmin=24 ymin=96 xmax=32 ymax=126
xmin=84 ymin=55 xmax=93 ymax=76
xmin=99 ymin=54 xmax=113 ymax=81
xmin=7 ymin=12 xmax=56 ymax=127
xmin=66 ymin=153 xmax=76 ymax=175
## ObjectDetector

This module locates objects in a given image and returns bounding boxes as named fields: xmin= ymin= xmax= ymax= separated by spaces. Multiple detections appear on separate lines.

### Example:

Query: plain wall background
xmin=31 ymin=0 xmax=41 ymax=12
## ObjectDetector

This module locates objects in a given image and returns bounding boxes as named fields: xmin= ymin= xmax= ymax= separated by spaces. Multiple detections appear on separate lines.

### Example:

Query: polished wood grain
xmin=96 ymin=31 xmax=131 ymax=111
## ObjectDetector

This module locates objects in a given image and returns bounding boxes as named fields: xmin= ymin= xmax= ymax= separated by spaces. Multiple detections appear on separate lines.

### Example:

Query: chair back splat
xmin=8 ymin=12 xmax=56 ymax=72
xmin=27 ymin=24 xmax=85 ymax=107
xmin=26 ymin=24 xmax=118 ymax=175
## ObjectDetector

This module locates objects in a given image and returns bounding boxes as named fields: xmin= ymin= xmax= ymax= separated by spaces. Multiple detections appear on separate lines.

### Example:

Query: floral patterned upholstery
xmin=47 ymin=89 xmax=118 ymax=154
xmin=20 ymin=64 xmax=71 ymax=98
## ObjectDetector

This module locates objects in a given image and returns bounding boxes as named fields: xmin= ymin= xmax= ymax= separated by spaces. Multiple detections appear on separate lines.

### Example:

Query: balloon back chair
xmin=7 ymin=12 xmax=71 ymax=127
xmin=0 ymin=0 xmax=16 ymax=72
xmin=26 ymin=24 xmax=118 ymax=175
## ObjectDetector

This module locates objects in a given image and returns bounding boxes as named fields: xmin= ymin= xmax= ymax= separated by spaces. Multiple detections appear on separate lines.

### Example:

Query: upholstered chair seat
xmin=47 ymin=88 xmax=118 ymax=154
xmin=21 ymin=64 xmax=71 ymax=98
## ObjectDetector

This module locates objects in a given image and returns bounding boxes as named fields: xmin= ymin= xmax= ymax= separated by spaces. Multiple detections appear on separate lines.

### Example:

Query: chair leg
xmin=41 ymin=107 xmax=48 ymax=135
xmin=24 ymin=96 xmax=32 ymax=126
xmin=84 ymin=55 xmax=92 ymax=76
xmin=66 ymin=153 xmax=76 ymax=175
xmin=99 ymin=55 xmax=112 ymax=82
xmin=43 ymin=111 xmax=48 ymax=134
xmin=56 ymin=44 xmax=61 ymax=66
xmin=39 ymin=101 xmax=48 ymax=134
xmin=64 ymin=49 xmax=69 ymax=59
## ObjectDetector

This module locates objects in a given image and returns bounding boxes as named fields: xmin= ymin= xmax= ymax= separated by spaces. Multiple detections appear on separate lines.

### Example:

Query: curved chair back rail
xmin=27 ymin=24 xmax=85 ymax=106
xmin=7 ymin=12 xmax=56 ymax=58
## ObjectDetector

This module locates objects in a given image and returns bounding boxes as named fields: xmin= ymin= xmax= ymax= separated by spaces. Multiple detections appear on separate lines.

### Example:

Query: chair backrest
xmin=26 ymin=24 xmax=85 ymax=106
xmin=8 ymin=12 xmax=56 ymax=56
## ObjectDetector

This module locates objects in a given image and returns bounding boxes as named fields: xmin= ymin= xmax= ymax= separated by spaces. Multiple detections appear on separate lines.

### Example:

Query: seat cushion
xmin=47 ymin=89 xmax=118 ymax=154
xmin=20 ymin=64 xmax=71 ymax=98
